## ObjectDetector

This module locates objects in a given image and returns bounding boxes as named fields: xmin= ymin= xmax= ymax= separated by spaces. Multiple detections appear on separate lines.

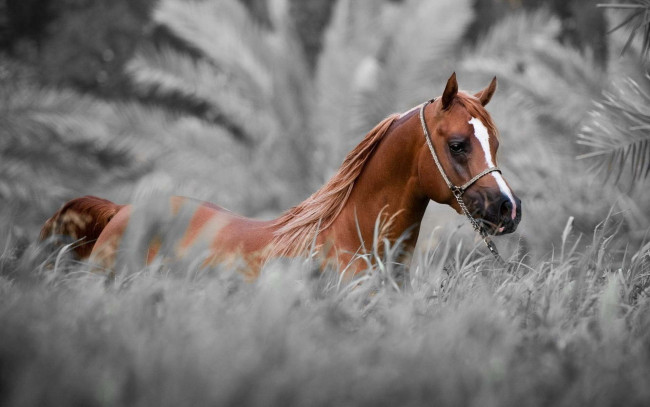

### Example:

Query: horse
xmin=40 ymin=73 xmax=521 ymax=277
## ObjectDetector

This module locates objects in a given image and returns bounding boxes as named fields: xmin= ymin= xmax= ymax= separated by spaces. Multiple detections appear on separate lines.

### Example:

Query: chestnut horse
xmin=41 ymin=73 xmax=521 ymax=276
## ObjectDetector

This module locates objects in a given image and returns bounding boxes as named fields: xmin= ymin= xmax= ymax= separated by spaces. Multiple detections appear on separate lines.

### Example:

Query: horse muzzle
xmin=466 ymin=191 xmax=522 ymax=236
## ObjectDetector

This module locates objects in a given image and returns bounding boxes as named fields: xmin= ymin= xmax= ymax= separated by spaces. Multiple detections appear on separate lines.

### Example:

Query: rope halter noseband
xmin=419 ymin=99 xmax=505 ymax=264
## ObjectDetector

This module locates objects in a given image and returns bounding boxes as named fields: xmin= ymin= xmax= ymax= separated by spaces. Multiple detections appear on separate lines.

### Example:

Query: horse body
xmin=88 ymin=112 xmax=428 ymax=274
xmin=88 ymin=197 xmax=277 ymax=276
xmin=41 ymin=74 xmax=522 ymax=276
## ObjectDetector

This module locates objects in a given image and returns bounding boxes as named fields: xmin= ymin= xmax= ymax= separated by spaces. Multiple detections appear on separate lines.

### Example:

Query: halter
xmin=419 ymin=99 xmax=505 ymax=264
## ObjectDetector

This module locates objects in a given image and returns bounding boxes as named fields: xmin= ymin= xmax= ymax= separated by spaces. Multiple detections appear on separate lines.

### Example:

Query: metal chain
xmin=453 ymin=188 xmax=505 ymax=265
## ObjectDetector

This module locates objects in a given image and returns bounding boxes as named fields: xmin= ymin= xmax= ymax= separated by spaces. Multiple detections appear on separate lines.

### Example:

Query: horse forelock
xmin=270 ymin=114 xmax=401 ymax=258
xmin=455 ymin=92 xmax=499 ymax=140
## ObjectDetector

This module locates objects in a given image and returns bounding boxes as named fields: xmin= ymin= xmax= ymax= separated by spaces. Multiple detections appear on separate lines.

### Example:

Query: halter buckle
xmin=452 ymin=186 xmax=464 ymax=199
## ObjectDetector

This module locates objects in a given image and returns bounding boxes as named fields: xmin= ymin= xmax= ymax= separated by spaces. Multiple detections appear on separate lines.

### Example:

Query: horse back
xmin=89 ymin=196 xmax=276 ymax=272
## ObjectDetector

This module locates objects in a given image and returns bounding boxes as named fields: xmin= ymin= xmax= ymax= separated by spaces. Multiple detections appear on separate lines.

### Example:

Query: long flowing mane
xmin=270 ymin=114 xmax=400 ymax=257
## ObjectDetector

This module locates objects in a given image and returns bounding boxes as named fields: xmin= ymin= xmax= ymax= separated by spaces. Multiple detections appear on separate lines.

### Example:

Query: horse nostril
xmin=500 ymin=198 xmax=513 ymax=221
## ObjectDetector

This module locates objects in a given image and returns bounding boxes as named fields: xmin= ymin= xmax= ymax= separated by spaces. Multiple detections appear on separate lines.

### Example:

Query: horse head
xmin=418 ymin=73 xmax=521 ymax=235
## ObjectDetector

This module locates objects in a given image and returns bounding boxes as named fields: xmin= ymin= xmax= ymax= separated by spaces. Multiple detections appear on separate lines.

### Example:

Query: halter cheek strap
xmin=418 ymin=99 xmax=501 ymax=196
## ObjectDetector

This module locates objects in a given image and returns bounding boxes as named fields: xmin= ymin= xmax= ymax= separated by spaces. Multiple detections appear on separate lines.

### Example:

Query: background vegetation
xmin=1 ymin=0 xmax=649 ymax=405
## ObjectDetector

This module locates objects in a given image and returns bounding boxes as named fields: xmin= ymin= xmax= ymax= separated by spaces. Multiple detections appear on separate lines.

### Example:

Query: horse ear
xmin=475 ymin=76 xmax=497 ymax=106
xmin=441 ymin=72 xmax=458 ymax=110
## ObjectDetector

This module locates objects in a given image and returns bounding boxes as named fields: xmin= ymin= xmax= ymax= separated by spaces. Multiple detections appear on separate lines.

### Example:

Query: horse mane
xmin=270 ymin=114 xmax=400 ymax=257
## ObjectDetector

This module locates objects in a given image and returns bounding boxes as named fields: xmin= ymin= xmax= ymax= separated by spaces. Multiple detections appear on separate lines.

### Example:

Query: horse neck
xmin=326 ymin=113 xmax=429 ymax=252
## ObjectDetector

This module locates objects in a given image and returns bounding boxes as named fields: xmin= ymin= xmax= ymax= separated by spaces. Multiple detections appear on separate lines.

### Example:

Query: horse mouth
xmin=479 ymin=219 xmax=517 ymax=236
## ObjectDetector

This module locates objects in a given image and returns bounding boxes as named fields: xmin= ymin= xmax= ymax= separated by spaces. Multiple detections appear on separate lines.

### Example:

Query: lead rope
xmin=419 ymin=100 xmax=506 ymax=266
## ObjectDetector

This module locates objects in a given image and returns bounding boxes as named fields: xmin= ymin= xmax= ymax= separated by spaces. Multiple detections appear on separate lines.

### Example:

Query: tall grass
xmin=1 ymin=213 xmax=649 ymax=406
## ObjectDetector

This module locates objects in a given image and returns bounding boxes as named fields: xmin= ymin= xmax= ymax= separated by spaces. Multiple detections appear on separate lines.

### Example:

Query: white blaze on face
xmin=468 ymin=117 xmax=518 ymax=220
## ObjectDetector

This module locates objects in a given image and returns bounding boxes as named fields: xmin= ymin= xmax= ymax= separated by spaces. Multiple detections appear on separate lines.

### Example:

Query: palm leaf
xmin=127 ymin=44 xmax=265 ymax=145
xmin=599 ymin=1 xmax=650 ymax=58
xmin=127 ymin=0 xmax=315 ymax=203
xmin=461 ymin=10 xmax=606 ymax=134
xmin=313 ymin=0 xmax=472 ymax=173
xmin=578 ymin=77 xmax=650 ymax=183
xmin=0 ymin=78 xmax=153 ymax=228
xmin=129 ymin=0 xmax=312 ymax=145
xmin=361 ymin=0 xmax=474 ymax=132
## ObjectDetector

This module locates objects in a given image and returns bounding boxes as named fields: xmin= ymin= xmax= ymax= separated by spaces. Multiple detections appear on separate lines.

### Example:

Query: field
xmin=1 ymin=0 xmax=650 ymax=405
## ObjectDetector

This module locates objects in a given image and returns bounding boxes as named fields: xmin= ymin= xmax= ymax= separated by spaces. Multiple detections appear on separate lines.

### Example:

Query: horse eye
xmin=449 ymin=142 xmax=465 ymax=154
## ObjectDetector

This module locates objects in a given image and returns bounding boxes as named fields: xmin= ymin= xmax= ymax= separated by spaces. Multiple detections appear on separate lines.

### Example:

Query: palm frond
xmin=311 ymin=0 xmax=375 ymax=168
xmin=155 ymin=0 xmax=274 ymax=94
xmin=443 ymin=10 xmax=649 ymax=252
xmin=131 ymin=0 xmax=312 ymax=142
xmin=0 ymin=80 xmax=156 ymax=229
xmin=354 ymin=0 xmax=474 ymax=134
xmin=387 ymin=0 xmax=474 ymax=108
xmin=313 ymin=0 xmax=473 ymax=174
xmin=127 ymin=44 xmax=269 ymax=145
xmin=461 ymin=10 xmax=606 ymax=133
xmin=578 ymin=77 xmax=650 ymax=183
xmin=599 ymin=1 xmax=650 ymax=58
xmin=127 ymin=0 xmax=315 ymax=203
